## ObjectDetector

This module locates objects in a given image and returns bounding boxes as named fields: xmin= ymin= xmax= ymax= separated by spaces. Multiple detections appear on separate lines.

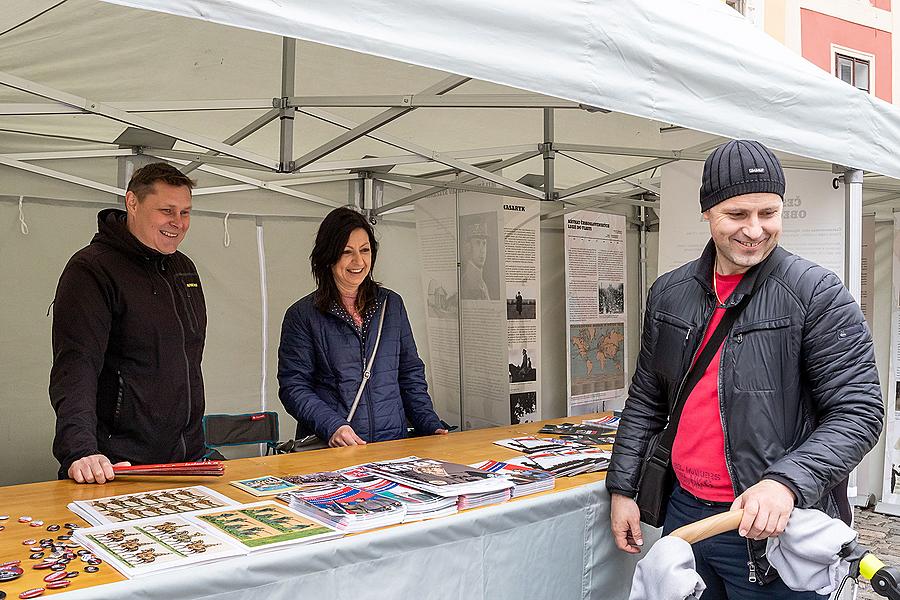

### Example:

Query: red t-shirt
xmin=671 ymin=271 xmax=743 ymax=503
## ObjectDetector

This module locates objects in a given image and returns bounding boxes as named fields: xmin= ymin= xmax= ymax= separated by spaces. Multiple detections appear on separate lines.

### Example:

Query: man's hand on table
xmin=433 ymin=428 xmax=449 ymax=435
xmin=68 ymin=454 xmax=131 ymax=484
xmin=611 ymin=493 xmax=644 ymax=554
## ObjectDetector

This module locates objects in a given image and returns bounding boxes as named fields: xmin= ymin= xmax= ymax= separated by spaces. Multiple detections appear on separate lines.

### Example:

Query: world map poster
xmin=564 ymin=210 xmax=627 ymax=413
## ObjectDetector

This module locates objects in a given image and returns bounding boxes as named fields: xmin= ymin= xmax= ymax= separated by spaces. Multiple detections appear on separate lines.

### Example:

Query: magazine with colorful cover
xmin=493 ymin=437 xmax=591 ymax=453
xmin=470 ymin=460 xmax=555 ymax=496
xmin=68 ymin=485 xmax=240 ymax=526
xmin=73 ymin=515 xmax=244 ymax=578
xmin=338 ymin=466 xmax=458 ymax=521
xmin=537 ymin=423 xmax=616 ymax=445
xmin=190 ymin=501 xmax=342 ymax=550
xmin=229 ymin=476 xmax=299 ymax=497
xmin=286 ymin=484 xmax=407 ymax=532
xmin=365 ymin=457 xmax=513 ymax=497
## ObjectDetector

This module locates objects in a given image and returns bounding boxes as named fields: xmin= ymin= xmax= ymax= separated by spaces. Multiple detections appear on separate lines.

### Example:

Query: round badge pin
xmin=0 ymin=514 xmax=8 ymax=520
xmin=45 ymin=525 xmax=59 ymax=532
xmin=83 ymin=566 xmax=99 ymax=574
xmin=86 ymin=558 xmax=101 ymax=566
xmin=0 ymin=525 xmax=5 ymax=531
xmin=18 ymin=589 xmax=45 ymax=599
xmin=49 ymin=564 xmax=66 ymax=572
xmin=28 ymin=553 xmax=43 ymax=560
xmin=65 ymin=571 xmax=78 ymax=578
xmin=28 ymin=521 xmax=44 ymax=528
xmin=0 ymin=590 xmax=6 ymax=600
xmin=21 ymin=539 xmax=35 ymax=545
xmin=17 ymin=516 xmax=32 ymax=523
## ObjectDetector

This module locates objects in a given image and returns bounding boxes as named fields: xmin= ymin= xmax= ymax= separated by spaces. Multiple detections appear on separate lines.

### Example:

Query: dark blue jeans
xmin=661 ymin=484 xmax=824 ymax=600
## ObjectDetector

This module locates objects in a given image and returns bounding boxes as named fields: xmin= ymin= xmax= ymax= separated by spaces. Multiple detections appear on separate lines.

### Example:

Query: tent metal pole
xmin=279 ymin=38 xmax=296 ymax=172
xmin=375 ymin=151 xmax=539 ymax=214
xmin=543 ymin=108 xmax=555 ymax=201
xmin=639 ymin=205 xmax=648 ymax=326
xmin=0 ymin=155 xmax=122 ymax=196
xmin=291 ymin=74 xmax=469 ymax=171
xmin=842 ymin=167 xmax=872 ymax=508
xmin=558 ymin=139 xmax=722 ymax=199
xmin=300 ymin=107 xmax=544 ymax=199
xmin=0 ymin=70 xmax=279 ymax=170
xmin=1 ymin=149 xmax=134 ymax=161
xmin=555 ymin=151 xmax=660 ymax=195
xmin=181 ymin=108 xmax=280 ymax=174
xmin=0 ymin=99 xmax=273 ymax=115
xmin=287 ymin=94 xmax=580 ymax=109
xmin=372 ymin=173 xmax=535 ymax=199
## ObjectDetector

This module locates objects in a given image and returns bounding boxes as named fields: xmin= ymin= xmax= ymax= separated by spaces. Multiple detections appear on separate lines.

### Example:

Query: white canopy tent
xmin=0 ymin=0 xmax=896 ymax=489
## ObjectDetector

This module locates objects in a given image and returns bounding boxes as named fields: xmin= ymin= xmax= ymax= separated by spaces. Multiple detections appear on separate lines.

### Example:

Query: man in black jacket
xmin=50 ymin=163 xmax=207 ymax=484
xmin=608 ymin=140 xmax=883 ymax=599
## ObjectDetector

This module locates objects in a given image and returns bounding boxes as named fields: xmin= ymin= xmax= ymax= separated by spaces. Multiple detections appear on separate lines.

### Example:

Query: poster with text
xmin=658 ymin=162 xmax=844 ymax=282
xmin=503 ymin=199 xmax=541 ymax=425
xmin=877 ymin=215 xmax=900 ymax=514
xmin=564 ymin=210 xmax=627 ymax=414
xmin=415 ymin=193 xmax=461 ymax=427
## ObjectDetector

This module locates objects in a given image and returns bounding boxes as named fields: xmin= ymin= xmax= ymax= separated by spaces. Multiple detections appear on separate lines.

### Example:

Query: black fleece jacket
xmin=49 ymin=209 xmax=206 ymax=477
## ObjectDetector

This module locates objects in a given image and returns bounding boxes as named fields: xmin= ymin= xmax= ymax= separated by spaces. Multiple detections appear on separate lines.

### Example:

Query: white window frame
xmin=831 ymin=43 xmax=875 ymax=94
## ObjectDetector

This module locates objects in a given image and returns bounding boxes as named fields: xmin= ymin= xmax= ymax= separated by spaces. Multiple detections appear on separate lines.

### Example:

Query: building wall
xmin=800 ymin=8 xmax=893 ymax=101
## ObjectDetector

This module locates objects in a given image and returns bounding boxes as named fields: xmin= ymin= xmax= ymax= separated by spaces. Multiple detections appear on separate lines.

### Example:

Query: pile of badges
xmin=0 ymin=515 xmax=102 ymax=598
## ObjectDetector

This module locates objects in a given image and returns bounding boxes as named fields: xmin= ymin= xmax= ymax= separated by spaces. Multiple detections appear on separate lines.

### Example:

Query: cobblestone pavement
xmin=849 ymin=507 xmax=900 ymax=600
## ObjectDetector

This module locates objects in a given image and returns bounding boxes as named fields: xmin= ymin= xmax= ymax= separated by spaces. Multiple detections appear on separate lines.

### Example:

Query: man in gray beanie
xmin=607 ymin=139 xmax=883 ymax=599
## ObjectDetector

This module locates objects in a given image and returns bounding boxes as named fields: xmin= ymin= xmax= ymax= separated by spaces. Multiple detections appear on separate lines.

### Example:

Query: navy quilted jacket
xmin=277 ymin=287 xmax=442 ymax=443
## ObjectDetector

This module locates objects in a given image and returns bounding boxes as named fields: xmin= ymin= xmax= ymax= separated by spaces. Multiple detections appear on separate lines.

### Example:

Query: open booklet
xmin=365 ymin=456 xmax=513 ymax=498
xmin=68 ymin=485 xmax=239 ymax=526
xmin=73 ymin=501 xmax=342 ymax=578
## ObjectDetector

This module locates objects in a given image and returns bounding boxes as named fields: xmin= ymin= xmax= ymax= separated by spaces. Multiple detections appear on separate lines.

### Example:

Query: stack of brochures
xmin=67 ymin=485 xmax=240 ymax=526
xmin=470 ymin=460 xmax=555 ymax=497
xmin=493 ymin=436 xmax=593 ymax=453
xmin=581 ymin=415 xmax=620 ymax=430
xmin=456 ymin=487 xmax=512 ymax=510
xmin=73 ymin=501 xmax=342 ymax=578
xmin=365 ymin=456 xmax=514 ymax=498
xmin=281 ymin=485 xmax=407 ymax=532
xmin=505 ymin=448 xmax=612 ymax=477
xmin=339 ymin=466 xmax=458 ymax=521
xmin=536 ymin=423 xmax=616 ymax=445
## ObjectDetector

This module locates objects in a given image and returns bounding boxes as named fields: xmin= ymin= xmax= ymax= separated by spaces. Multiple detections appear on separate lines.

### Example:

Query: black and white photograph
xmin=509 ymin=392 xmax=537 ymax=425
xmin=506 ymin=282 xmax=537 ymax=321
xmin=597 ymin=281 xmax=625 ymax=315
xmin=459 ymin=212 xmax=501 ymax=300
xmin=508 ymin=347 xmax=537 ymax=383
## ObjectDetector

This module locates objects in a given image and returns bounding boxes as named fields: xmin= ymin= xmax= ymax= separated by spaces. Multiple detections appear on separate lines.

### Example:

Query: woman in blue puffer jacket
xmin=278 ymin=207 xmax=447 ymax=447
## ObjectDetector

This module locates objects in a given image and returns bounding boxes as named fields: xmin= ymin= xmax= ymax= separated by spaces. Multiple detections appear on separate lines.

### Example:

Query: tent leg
xmin=843 ymin=167 xmax=870 ymax=507
xmin=117 ymin=154 xmax=157 ymax=201
xmin=543 ymin=108 xmax=555 ymax=201
xmin=279 ymin=38 xmax=296 ymax=173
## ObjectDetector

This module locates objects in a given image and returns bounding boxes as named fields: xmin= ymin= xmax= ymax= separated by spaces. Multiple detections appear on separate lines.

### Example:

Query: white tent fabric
xmin=101 ymin=0 xmax=900 ymax=179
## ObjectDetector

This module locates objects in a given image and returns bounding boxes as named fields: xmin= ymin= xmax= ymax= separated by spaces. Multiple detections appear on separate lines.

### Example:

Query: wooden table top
xmin=0 ymin=414 xmax=610 ymax=597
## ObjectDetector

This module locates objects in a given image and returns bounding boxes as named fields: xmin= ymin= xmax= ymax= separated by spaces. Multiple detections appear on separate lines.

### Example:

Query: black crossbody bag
xmin=636 ymin=257 xmax=777 ymax=527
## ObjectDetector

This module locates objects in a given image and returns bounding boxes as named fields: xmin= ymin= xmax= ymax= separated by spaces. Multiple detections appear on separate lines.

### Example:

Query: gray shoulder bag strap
xmin=346 ymin=296 xmax=388 ymax=422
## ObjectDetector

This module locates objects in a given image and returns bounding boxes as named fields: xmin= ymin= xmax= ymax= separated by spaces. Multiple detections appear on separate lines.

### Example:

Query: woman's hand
xmin=433 ymin=428 xmax=449 ymax=435
xmin=329 ymin=425 xmax=367 ymax=447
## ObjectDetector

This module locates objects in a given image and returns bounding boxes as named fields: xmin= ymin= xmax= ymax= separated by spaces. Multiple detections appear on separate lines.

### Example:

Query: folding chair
xmin=202 ymin=411 xmax=280 ymax=460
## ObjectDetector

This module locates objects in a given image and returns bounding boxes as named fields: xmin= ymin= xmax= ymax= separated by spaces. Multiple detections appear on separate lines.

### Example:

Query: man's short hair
xmin=126 ymin=163 xmax=195 ymax=201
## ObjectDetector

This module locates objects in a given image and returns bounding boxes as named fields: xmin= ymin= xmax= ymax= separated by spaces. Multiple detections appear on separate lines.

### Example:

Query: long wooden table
xmin=0 ymin=415 xmax=639 ymax=599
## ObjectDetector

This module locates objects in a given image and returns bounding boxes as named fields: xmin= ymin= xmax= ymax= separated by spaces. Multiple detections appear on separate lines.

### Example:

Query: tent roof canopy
xmin=3 ymin=0 xmax=900 ymax=215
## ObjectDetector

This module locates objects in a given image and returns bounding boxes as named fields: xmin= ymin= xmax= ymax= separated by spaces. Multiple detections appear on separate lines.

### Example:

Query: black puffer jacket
xmin=49 ymin=209 xmax=207 ymax=477
xmin=608 ymin=242 xmax=882 ymax=542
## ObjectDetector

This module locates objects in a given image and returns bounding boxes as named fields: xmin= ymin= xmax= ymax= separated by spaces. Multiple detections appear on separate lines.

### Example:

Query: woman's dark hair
xmin=311 ymin=207 xmax=380 ymax=313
